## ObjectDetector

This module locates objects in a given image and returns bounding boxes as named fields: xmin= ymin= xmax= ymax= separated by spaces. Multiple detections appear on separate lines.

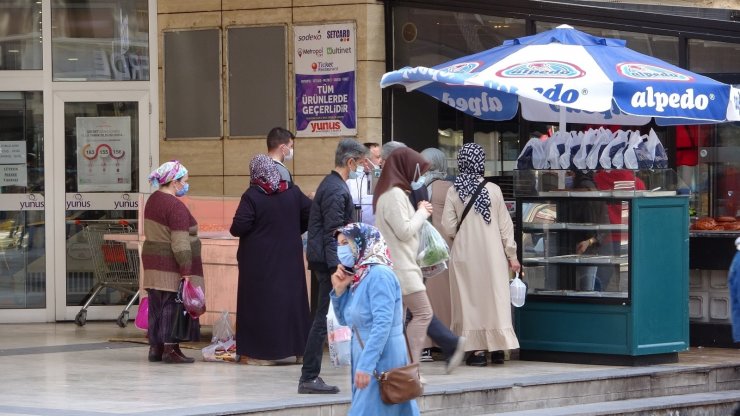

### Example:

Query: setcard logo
xmin=497 ymin=61 xmax=585 ymax=79
xmin=617 ymin=63 xmax=692 ymax=81
xmin=441 ymin=62 xmax=481 ymax=74
xmin=310 ymin=121 xmax=341 ymax=133
xmin=326 ymin=29 xmax=350 ymax=42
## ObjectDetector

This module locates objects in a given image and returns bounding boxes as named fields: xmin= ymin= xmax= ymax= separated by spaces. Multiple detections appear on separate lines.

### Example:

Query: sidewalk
xmin=0 ymin=322 xmax=737 ymax=416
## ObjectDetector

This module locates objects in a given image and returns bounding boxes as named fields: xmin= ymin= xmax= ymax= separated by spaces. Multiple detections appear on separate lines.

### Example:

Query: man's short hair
xmin=381 ymin=141 xmax=406 ymax=161
xmin=363 ymin=142 xmax=380 ymax=150
xmin=335 ymin=139 xmax=368 ymax=167
xmin=266 ymin=127 xmax=295 ymax=151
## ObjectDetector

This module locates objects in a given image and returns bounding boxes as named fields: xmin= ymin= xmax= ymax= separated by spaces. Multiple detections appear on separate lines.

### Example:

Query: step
xmin=481 ymin=390 xmax=740 ymax=416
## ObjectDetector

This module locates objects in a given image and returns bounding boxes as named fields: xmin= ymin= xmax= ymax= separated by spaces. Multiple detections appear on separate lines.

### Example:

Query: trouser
xmin=403 ymin=290 xmax=433 ymax=365
xmin=300 ymin=269 xmax=332 ymax=382
xmin=147 ymin=288 xmax=200 ymax=345
xmin=426 ymin=315 xmax=459 ymax=358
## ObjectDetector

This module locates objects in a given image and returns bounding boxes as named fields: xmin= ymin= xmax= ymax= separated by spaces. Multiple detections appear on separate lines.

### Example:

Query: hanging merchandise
xmin=517 ymin=138 xmax=548 ymax=170
xmin=560 ymin=131 xmax=583 ymax=170
xmin=623 ymin=130 xmax=643 ymax=170
xmin=545 ymin=132 xmax=567 ymax=170
xmin=586 ymin=128 xmax=613 ymax=170
xmin=646 ymin=129 xmax=669 ymax=168
xmin=573 ymin=129 xmax=596 ymax=170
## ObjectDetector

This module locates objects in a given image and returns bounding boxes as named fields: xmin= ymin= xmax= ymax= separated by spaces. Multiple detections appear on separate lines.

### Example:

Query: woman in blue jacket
xmin=330 ymin=223 xmax=420 ymax=416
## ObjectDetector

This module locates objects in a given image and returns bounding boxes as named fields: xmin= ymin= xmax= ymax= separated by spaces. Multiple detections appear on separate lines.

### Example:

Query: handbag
xmin=171 ymin=280 xmax=192 ymax=342
xmin=354 ymin=326 xmax=423 ymax=405
xmin=457 ymin=180 xmax=488 ymax=232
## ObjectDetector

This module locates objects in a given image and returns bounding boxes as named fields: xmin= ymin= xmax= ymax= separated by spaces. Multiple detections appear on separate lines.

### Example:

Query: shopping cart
xmin=74 ymin=222 xmax=141 ymax=327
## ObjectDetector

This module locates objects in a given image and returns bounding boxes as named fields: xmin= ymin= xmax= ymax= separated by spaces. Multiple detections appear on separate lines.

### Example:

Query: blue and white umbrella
xmin=381 ymin=25 xmax=740 ymax=127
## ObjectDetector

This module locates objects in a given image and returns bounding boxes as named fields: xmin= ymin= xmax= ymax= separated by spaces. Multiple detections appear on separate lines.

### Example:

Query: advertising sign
xmin=0 ymin=141 xmax=28 ymax=187
xmin=76 ymin=117 xmax=132 ymax=192
xmin=294 ymin=23 xmax=356 ymax=137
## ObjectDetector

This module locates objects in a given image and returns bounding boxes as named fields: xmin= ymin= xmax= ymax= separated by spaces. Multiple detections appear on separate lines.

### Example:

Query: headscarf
xmin=250 ymin=154 xmax=288 ymax=194
xmin=336 ymin=223 xmax=393 ymax=291
xmin=454 ymin=143 xmax=491 ymax=224
xmin=148 ymin=160 xmax=188 ymax=189
xmin=421 ymin=147 xmax=448 ymax=184
xmin=372 ymin=147 xmax=430 ymax=211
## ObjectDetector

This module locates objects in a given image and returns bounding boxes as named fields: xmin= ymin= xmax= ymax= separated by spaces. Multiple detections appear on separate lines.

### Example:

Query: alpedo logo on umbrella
xmin=616 ymin=63 xmax=693 ymax=82
xmin=497 ymin=61 xmax=586 ymax=79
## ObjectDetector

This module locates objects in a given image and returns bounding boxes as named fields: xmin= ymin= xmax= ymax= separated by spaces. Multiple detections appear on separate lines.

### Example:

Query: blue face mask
xmin=348 ymin=160 xmax=361 ymax=180
xmin=337 ymin=244 xmax=356 ymax=268
xmin=175 ymin=182 xmax=189 ymax=197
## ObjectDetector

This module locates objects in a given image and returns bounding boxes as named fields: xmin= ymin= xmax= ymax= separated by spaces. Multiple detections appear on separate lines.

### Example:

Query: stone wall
xmin=157 ymin=0 xmax=385 ymax=196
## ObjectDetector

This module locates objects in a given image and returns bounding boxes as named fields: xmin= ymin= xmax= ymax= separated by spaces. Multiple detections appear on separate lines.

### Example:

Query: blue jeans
xmin=730 ymin=251 xmax=740 ymax=343
xmin=427 ymin=315 xmax=459 ymax=358
xmin=300 ymin=269 xmax=332 ymax=382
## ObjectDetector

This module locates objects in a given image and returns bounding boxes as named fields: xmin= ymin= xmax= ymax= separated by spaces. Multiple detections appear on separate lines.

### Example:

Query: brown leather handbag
xmin=354 ymin=326 xmax=423 ymax=404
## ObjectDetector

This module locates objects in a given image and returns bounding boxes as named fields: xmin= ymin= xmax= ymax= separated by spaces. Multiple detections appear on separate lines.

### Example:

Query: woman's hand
xmin=354 ymin=370 xmax=371 ymax=389
xmin=576 ymin=237 xmax=595 ymax=254
xmin=417 ymin=200 xmax=433 ymax=215
xmin=331 ymin=265 xmax=353 ymax=295
xmin=508 ymin=257 xmax=521 ymax=274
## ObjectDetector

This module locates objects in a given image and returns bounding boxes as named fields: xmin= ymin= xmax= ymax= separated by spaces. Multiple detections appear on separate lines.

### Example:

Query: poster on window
xmin=76 ymin=117 xmax=132 ymax=192
xmin=294 ymin=23 xmax=356 ymax=137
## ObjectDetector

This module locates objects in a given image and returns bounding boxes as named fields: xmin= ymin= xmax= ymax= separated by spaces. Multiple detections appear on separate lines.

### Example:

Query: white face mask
xmin=283 ymin=146 xmax=294 ymax=161
xmin=410 ymin=163 xmax=426 ymax=191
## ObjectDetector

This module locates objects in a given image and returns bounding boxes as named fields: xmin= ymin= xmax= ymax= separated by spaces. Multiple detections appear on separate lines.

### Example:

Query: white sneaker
xmin=420 ymin=349 xmax=434 ymax=362
xmin=445 ymin=336 xmax=466 ymax=374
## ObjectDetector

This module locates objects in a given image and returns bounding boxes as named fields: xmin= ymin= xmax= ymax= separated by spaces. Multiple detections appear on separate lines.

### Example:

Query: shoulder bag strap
xmin=457 ymin=180 xmax=487 ymax=233
xmin=352 ymin=325 xmax=415 ymax=364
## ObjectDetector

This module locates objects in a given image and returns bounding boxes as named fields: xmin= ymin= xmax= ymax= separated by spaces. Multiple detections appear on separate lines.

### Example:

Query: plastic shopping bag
xmin=417 ymin=221 xmax=450 ymax=268
xmin=327 ymin=300 xmax=351 ymax=368
xmin=510 ymin=272 xmax=527 ymax=307
xmin=183 ymin=279 xmax=206 ymax=318
xmin=517 ymin=138 xmax=547 ymax=170
xmin=134 ymin=295 xmax=148 ymax=330
xmin=202 ymin=311 xmax=238 ymax=362
xmin=421 ymin=261 xmax=448 ymax=279
xmin=646 ymin=129 xmax=668 ymax=168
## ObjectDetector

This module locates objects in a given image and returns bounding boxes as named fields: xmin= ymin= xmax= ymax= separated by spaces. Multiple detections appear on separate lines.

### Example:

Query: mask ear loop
xmin=413 ymin=163 xmax=421 ymax=183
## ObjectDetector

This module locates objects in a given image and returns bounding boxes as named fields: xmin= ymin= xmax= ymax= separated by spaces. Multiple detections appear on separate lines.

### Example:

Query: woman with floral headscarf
xmin=230 ymin=154 xmax=312 ymax=364
xmin=441 ymin=143 xmax=521 ymax=367
xmin=330 ymin=223 xmax=420 ymax=416
xmin=143 ymin=160 xmax=202 ymax=364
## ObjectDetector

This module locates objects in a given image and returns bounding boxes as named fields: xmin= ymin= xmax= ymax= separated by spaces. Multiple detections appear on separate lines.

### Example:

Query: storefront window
xmin=688 ymin=39 xmax=740 ymax=74
xmin=0 ymin=91 xmax=45 ymax=309
xmin=51 ymin=0 xmax=149 ymax=81
xmin=0 ymin=1 xmax=42 ymax=70
xmin=536 ymin=22 xmax=679 ymax=67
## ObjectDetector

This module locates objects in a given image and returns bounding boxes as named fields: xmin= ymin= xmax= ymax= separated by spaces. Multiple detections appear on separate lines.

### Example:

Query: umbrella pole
xmin=558 ymin=105 xmax=567 ymax=135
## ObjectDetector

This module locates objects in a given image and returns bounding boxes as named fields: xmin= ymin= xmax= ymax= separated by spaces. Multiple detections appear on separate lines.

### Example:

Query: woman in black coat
xmin=230 ymin=154 xmax=312 ymax=363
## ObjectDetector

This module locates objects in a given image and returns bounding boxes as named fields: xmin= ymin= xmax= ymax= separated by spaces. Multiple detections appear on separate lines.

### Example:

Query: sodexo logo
xmin=630 ymin=87 xmax=711 ymax=113
xmin=617 ymin=63 xmax=693 ymax=82
xmin=533 ymin=83 xmax=581 ymax=104
xmin=497 ymin=61 xmax=585 ymax=79
xmin=297 ymin=31 xmax=322 ymax=42
xmin=440 ymin=61 xmax=481 ymax=74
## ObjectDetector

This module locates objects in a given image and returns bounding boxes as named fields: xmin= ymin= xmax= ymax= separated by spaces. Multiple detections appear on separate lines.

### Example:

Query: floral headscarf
xmin=148 ymin=160 xmax=188 ymax=189
xmin=454 ymin=143 xmax=491 ymax=224
xmin=250 ymin=154 xmax=288 ymax=194
xmin=336 ymin=223 xmax=393 ymax=291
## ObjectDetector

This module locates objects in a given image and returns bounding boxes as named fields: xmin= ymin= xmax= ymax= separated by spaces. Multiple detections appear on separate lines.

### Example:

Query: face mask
xmin=283 ymin=146 xmax=294 ymax=161
xmin=348 ymin=160 xmax=360 ymax=179
xmin=175 ymin=182 xmax=189 ymax=197
xmin=410 ymin=163 xmax=425 ymax=191
xmin=337 ymin=244 xmax=356 ymax=268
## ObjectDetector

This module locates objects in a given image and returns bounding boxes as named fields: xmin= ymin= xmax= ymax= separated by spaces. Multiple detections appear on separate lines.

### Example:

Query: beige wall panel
xmin=158 ymin=68 xmax=164 ymax=122
xmin=158 ymin=13 xmax=222 ymax=68
xmin=293 ymin=175 xmax=328 ymax=194
xmin=356 ymin=60 xmax=385 ymax=119
xmin=224 ymin=138 xmax=268 ymax=176
xmin=223 ymin=0 xmax=292 ymax=10
xmin=356 ymin=117 xmax=383 ymax=143
xmin=159 ymin=0 xmax=221 ymax=14
xmin=223 ymin=8 xmax=292 ymax=26
xmin=159 ymin=139 xmax=224 ymax=176
xmin=364 ymin=4 xmax=385 ymax=62
xmin=224 ymin=176 xmax=250 ymax=196
xmin=294 ymin=0 xmax=373 ymax=6
xmin=294 ymin=137 xmax=342 ymax=175
xmin=188 ymin=176 xmax=225 ymax=196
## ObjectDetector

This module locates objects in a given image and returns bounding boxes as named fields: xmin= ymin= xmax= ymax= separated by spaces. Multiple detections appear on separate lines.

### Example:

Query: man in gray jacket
xmin=298 ymin=138 xmax=368 ymax=394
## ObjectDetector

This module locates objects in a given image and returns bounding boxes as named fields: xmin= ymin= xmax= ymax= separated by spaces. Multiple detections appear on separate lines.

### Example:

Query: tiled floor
xmin=0 ymin=322 xmax=737 ymax=416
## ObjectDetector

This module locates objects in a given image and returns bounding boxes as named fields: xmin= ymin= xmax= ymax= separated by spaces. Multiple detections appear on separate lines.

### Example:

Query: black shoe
xmin=491 ymin=350 xmax=505 ymax=365
xmin=465 ymin=351 xmax=487 ymax=367
xmin=148 ymin=344 xmax=163 ymax=362
xmin=297 ymin=377 xmax=340 ymax=394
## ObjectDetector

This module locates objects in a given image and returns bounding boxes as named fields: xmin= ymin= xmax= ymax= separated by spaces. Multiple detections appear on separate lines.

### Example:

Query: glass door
xmin=53 ymin=90 xmax=149 ymax=322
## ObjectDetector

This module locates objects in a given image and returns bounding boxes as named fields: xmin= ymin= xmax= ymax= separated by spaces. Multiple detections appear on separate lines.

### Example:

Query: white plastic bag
xmin=646 ymin=129 xmax=668 ymax=168
xmin=573 ymin=129 xmax=596 ymax=170
xmin=517 ymin=138 xmax=547 ymax=170
xmin=599 ymin=130 xmax=626 ymax=169
xmin=510 ymin=272 xmax=527 ymax=307
xmin=586 ymin=128 xmax=612 ymax=170
xmin=623 ymin=130 xmax=643 ymax=170
xmin=421 ymin=261 xmax=448 ymax=279
xmin=417 ymin=221 xmax=449 ymax=268
xmin=545 ymin=132 xmax=567 ymax=170
xmin=560 ymin=131 xmax=582 ymax=169
xmin=202 ymin=311 xmax=238 ymax=362
xmin=327 ymin=300 xmax=351 ymax=368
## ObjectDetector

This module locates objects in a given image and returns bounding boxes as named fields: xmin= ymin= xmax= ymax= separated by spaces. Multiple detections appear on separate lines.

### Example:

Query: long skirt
xmin=146 ymin=288 xmax=200 ymax=344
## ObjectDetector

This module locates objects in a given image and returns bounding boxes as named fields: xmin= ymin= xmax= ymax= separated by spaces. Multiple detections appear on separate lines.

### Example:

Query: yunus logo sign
xmin=617 ymin=63 xmax=692 ymax=81
xmin=497 ymin=61 xmax=585 ymax=79
xmin=441 ymin=62 xmax=481 ymax=74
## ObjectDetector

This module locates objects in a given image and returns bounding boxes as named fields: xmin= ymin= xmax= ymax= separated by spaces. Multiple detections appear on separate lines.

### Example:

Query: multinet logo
xmin=617 ymin=63 xmax=692 ymax=81
xmin=496 ymin=61 xmax=585 ymax=79
xmin=326 ymin=29 xmax=351 ymax=42
xmin=441 ymin=62 xmax=481 ymax=74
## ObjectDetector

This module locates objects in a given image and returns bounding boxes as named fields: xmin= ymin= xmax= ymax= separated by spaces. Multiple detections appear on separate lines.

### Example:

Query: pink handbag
xmin=135 ymin=296 xmax=149 ymax=330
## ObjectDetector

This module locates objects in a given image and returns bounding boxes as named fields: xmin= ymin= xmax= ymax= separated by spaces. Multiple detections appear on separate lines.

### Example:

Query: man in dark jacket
xmin=298 ymin=138 xmax=368 ymax=394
